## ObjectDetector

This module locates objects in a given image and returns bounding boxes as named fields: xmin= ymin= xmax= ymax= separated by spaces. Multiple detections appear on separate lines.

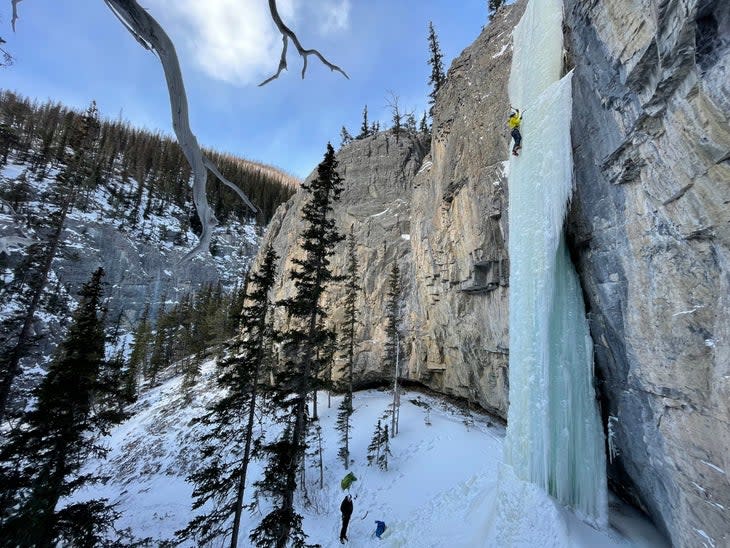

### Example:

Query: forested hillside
xmin=0 ymin=90 xmax=298 ymax=422
xmin=0 ymin=90 xmax=297 ymax=227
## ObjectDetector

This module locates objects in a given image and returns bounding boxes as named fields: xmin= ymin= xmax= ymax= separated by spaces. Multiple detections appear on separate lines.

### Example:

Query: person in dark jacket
xmin=339 ymin=494 xmax=353 ymax=543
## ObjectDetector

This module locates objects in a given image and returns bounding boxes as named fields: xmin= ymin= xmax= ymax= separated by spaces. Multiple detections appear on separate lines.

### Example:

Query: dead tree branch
xmin=102 ymin=0 xmax=257 ymax=260
xmin=202 ymin=156 xmax=258 ymax=214
xmin=10 ymin=0 xmax=257 ymax=259
xmin=11 ymin=0 xmax=22 ymax=31
xmin=260 ymin=0 xmax=348 ymax=86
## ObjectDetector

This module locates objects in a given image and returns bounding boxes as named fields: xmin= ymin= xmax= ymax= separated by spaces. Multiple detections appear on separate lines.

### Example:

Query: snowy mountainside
xmin=0 ymin=154 xmax=259 ymax=366
xmin=76 ymin=360 xmax=666 ymax=547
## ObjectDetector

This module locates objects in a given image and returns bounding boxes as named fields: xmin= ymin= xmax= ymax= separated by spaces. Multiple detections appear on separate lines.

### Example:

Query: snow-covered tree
xmin=0 ymin=101 xmax=99 ymax=421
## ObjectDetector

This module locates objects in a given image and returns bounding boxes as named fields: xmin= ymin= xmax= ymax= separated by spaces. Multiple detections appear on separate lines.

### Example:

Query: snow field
xmin=74 ymin=361 xmax=666 ymax=547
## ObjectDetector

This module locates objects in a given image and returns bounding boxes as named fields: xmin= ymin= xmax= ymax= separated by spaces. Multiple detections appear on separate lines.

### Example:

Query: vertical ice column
xmin=503 ymin=0 xmax=608 ymax=525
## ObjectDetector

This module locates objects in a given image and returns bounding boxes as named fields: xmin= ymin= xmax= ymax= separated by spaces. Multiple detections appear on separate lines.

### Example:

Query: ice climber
xmin=508 ymin=107 xmax=522 ymax=156
xmin=339 ymin=494 xmax=353 ymax=543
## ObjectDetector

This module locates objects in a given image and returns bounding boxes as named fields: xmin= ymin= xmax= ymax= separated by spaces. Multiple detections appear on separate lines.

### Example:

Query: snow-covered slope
xmin=76 ymin=361 xmax=667 ymax=547
xmin=0 ymin=155 xmax=259 ymax=367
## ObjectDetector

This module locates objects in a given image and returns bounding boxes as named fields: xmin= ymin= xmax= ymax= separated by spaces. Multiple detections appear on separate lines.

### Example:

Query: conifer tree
xmin=339 ymin=126 xmax=353 ymax=147
xmin=147 ymin=317 xmax=172 ymax=385
xmin=319 ymin=326 xmax=338 ymax=412
xmin=384 ymin=261 xmax=402 ymax=437
xmin=488 ymin=0 xmax=505 ymax=20
xmin=367 ymin=420 xmax=383 ymax=467
xmin=123 ymin=305 xmax=151 ymax=402
xmin=336 ymin=227 xmax=359 ymax=469
xmin=0 ymin=101 xmax=99 ymax=422
xmin=427 ymin=22 xmax=446 ymax=119
xmin=251 ymin=144 xmax=344 ymax=548
xmin=377 ymin=425 xmax=392 ymax=471
xmin=405 ymin=112 xmax=418 ymax=134
xmin=386 ymin=93 xmax=403 ymax=143
xmin=357 ymin=105 xmax=370 ymax=139
xmin=419 ymin=111 xmax=430 ymax=134
xmin=0 ymin=268 xmax=122 ymax=547
xmin=179 ymin=245 xmax=279 ymax=548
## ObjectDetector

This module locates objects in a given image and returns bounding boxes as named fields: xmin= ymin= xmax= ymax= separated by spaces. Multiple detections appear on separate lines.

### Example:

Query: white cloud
xmin=145 ymin=0 xmax=349 ymax=87
xmin=314 ymin=0 xmax=351 ymax=35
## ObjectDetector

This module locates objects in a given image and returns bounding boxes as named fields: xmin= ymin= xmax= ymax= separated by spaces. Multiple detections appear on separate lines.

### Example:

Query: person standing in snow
xmin=508 ymin=107 xmax=522 ymax=156
xmin=374 ymin=520 xmax=387 ymax=539
xmin=339 ymin=494 xmax=353 ymax=543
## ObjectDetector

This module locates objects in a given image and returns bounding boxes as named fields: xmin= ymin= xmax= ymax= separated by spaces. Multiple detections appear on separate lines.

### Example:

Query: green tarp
xmin=340 ymin=471 xmax=357 ymax=490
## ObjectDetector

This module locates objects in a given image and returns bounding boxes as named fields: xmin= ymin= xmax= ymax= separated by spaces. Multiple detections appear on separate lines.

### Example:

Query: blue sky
xmin=2 ymin=1 xmax=493 ymax=178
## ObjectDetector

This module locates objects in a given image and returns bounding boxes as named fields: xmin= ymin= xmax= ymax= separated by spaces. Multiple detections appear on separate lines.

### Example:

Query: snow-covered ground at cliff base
xmin=75 ymin=361 xmax=668 ymax=547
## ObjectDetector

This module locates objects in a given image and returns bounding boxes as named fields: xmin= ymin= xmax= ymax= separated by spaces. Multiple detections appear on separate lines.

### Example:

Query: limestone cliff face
xmin=408 ymin=3 xmax=525 ymax=415
xmin=565 ymin=0 xmax=729 ymax=545
xmin=260 ymin=133 xmax=427 ymax=382
xmin=258 ymin=6 xmax=522 ymax=413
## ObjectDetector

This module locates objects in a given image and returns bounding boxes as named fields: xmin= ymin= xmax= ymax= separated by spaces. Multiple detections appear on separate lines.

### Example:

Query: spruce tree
xmin=367 ymin=420 xmax=383 ymax=467
xmin=0 ymin=101 xmax=99 ymax=422
xmin=356 ymin=106 xmax=370 ymax=140
xmin=123 ymin=305 xmax=151 ymax=402
xmin=419 ymin=111 xmax=430 ymax=134
xmin=251 ymin=143 xmax=344 ymax=548
xmin=405 ymin=112 xmax=418 ymax=134
xmin=0 ymin=268 xmax=122 ymax=547
xmin=336 ymin=227 xmax=359 ymax=469
xmin=386 ymin=93 xmax=403 ymax=143
xmin=339 ymin=126 xmax=353 ymax=147
xmin=384 ymin=261 xmax=402 ymax=437
xmin=377 ymin=425 xmax=392 ymax=471
xmin=147 ymin=316 xmax=171 ymax=385
xmin=489 ymin=0 xmax=505 ymax=20
xmin=178 ymin=245 xmax=279 ymax=548
xmin=427 ymin=22 xmax=446 ymax=120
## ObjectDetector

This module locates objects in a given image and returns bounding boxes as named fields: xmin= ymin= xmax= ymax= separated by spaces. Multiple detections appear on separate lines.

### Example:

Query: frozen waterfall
xmin=503 ymin=0 xmax=608 ymax=525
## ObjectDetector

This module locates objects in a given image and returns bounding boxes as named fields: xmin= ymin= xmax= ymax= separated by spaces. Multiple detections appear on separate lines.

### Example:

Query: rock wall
xmin=259 ymin=133 xmax=428 ymax=383
xmin=257 ymin=0 xmax=728 ymax=544
xmin=565 ymin=0 xmax=730 ymax=545
xmin=258 ymin=6 xmax=523 ymax=415
xmin=407 ymin=3 xmax=525 ymax=415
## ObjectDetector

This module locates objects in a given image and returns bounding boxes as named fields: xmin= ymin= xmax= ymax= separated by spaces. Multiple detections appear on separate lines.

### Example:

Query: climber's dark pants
xmin=511 ymin=128 xmax=522 ymax=149
xmin=340 ymin=513 xmax=351 ymax=540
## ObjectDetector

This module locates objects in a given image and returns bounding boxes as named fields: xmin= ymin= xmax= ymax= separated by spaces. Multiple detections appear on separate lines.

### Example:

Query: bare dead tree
xmin=0 ymin=41 xmax=12 ymax=67
xmin=8 ymin=0 xmax=348 ymax=259
xmin=261 ymin=0 xmax=349 ymax=86
xmin=386 ymin=91 xmax=411 ymax=143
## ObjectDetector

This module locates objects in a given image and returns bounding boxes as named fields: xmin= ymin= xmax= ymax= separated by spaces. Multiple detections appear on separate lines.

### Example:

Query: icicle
xmin=503 ymin=0 xmax=608 ymax=525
